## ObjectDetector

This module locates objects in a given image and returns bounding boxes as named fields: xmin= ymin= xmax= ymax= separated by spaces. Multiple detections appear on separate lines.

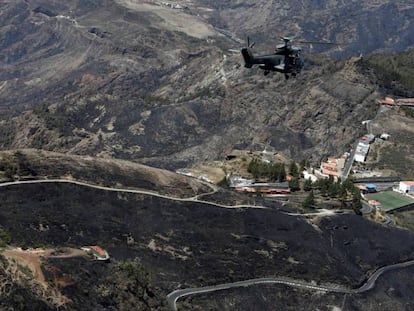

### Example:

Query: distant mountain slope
xmin=0 ymin=0 xmax=219 ymax=113
xmin=197 ymin=0 xmax=414 ymax=57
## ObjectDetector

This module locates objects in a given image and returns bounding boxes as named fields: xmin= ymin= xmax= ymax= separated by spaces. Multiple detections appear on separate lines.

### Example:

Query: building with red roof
xmin=82 ymin=246 xmax=110 ymax=261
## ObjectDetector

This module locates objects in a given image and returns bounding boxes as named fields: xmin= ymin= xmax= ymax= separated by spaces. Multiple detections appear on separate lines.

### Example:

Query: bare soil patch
xmin=2 ymin=249 xmax=45 ymax=283
xmin=115 ymin=0 xmax=217 ymax=38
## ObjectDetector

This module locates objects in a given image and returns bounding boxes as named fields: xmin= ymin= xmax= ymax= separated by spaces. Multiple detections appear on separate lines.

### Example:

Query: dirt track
xmin=1 ymin=248 xmax=87 ymax=283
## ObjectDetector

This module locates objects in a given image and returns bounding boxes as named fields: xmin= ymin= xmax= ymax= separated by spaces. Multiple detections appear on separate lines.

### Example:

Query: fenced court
xmin=367 ymin=191 xmax=414 ymax=211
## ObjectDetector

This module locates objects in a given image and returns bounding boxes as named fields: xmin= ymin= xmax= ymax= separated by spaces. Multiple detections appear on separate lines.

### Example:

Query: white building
xmin=228 ymin=175 xmax=255 ymax=188
xmin=354 ymin=141 xmax=370 ymax=163
xmin=399 ymin=181 xmax=414 ymax=194
xmin=303 ymin=171 xmax=318 ymax=182
xmin=380 ymin=133 xmax=390 ymax=140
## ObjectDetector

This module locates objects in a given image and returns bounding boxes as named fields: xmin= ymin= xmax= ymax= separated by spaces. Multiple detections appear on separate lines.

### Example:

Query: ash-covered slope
xmin=0 ymin=0 xmax=412 ymax=169
xmin=0 ymin=152 xmax=414 ymax=310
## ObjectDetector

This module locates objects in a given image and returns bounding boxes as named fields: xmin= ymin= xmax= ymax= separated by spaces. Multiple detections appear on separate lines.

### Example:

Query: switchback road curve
xmin=167 ymin=259 xmax=414 ymax=311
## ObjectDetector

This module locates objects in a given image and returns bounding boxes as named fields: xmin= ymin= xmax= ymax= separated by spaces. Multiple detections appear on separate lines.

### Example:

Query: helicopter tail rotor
xmin=239 ymin=36 xmax=256 ymax=68
xmin=247 ymin=36 xmax=255 ymax=48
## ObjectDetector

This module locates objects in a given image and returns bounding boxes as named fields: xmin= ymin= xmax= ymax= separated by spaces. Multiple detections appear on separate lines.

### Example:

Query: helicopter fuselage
xmin=241 ymin=40 xmax=304 ymax=78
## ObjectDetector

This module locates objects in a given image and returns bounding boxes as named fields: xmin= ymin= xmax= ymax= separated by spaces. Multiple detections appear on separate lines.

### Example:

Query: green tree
xmin=289 ymin=177 xmax=300 ymax=192
xmin=303 ymin=178 xmax=313 ymax=191
xmin=339 ymin=184 xmax=348 ymax=206
xmin=217 ymin=176 xmax=229 ymax=188
xmin=316 ymin=178 xmax=329 ymax=196
xmin=0 ymin=227 xmax=11 ymax=247
xmin=102 ymin=258 xmax=165 ymax=310
xmin=279 ymin=165 xmax=287 ymax=182
xmin=402 ymin=107 xmax=414 ymax=118
xmin=328 ymin=180 xmax=341 ymax=197
xmin=247 ymin=159 xmax=287 ymax=182
xmin=302 ymin=190 xmax=315 ymax=209
xmin=289 ymin=161 xmax=299 ymax=178
xmin=351 ymin=186 xmax=363 ymax=215
xmin=299 ymin=159 xmax=310 ymax=172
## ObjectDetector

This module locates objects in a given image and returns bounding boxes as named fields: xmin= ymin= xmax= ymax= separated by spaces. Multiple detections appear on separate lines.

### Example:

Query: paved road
xmin=1 ymin=179 xmax=351 ymax=216
xmin=354 ymin=259 xmax=414 ymax=292
xmin=285 ymin=208 xmax=352 ymax=217
xmin=167 ymin=277 xmax=348 ymax=311
xmin=0 ymin=179 xmax=268 ymax=210
xmin=341 ymin=139 xmax=359 ymax=180
xmin=167 ymin=259 xmax=414 ymax=310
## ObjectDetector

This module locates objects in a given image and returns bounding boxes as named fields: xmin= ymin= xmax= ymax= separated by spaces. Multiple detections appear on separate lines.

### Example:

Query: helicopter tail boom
xmin=241 ymin=47 xmax=253 ymax=68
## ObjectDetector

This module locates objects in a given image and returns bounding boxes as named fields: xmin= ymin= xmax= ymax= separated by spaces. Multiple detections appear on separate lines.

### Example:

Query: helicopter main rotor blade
xmin=295 ymin=40 xmax=344 ymax=45
xmin=281 ymin=36 xmax=295 ymax=42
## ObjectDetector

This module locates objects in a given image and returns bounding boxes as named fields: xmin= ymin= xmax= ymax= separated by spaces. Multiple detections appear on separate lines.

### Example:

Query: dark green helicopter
xmin=241 ymin=36 xmax=336 ymax=79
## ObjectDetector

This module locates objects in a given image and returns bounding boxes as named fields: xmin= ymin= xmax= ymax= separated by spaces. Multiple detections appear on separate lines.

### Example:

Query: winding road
xmin=0 ymin=179 xmax=268 ymax=210
xmin=1 ymin=179 xmax=352 ymax=217
xmin=167 ymin=259 xmax=414 ymax=311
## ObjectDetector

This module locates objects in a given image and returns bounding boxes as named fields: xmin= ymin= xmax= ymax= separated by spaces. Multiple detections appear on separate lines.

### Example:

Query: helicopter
xmin=241 ymin=36 xmax=336 ymax=79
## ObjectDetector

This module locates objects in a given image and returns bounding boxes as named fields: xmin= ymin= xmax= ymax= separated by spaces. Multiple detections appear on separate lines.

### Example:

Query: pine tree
xmin=303 ymin=178 xmax=313 ymax=191
xmin=279 ymin=165 xmax=286 ymax=182
xmin=289 ymin=177 xmax=300 ymax=192
xmin=352 ymin=186 xmax=363 ymax=215
xmin=302 ymin=190 xmax=315 ymax=209
xmin=289 ymin=161 xmax=299 ymax=178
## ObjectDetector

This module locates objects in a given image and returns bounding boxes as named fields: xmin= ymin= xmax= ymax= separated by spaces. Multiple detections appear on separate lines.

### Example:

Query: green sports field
xmin=367 ymin=191 xmax=414 ymax=211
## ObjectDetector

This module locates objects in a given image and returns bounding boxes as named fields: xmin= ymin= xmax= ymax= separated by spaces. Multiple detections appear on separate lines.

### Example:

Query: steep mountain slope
xmin=0 ymin=0 xmax=413 ymax=170
xmin=0 ymin=149 xmax=213 ymax=196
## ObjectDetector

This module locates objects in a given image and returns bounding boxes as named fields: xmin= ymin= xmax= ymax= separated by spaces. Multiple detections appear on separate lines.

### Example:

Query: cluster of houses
xmin=318 ymin=131 xmax=392 ymax=180
xmin=320 ymin=156 xmax=346 ymax=178
xmin=155 ymin=1 xmax=188 ymax=9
